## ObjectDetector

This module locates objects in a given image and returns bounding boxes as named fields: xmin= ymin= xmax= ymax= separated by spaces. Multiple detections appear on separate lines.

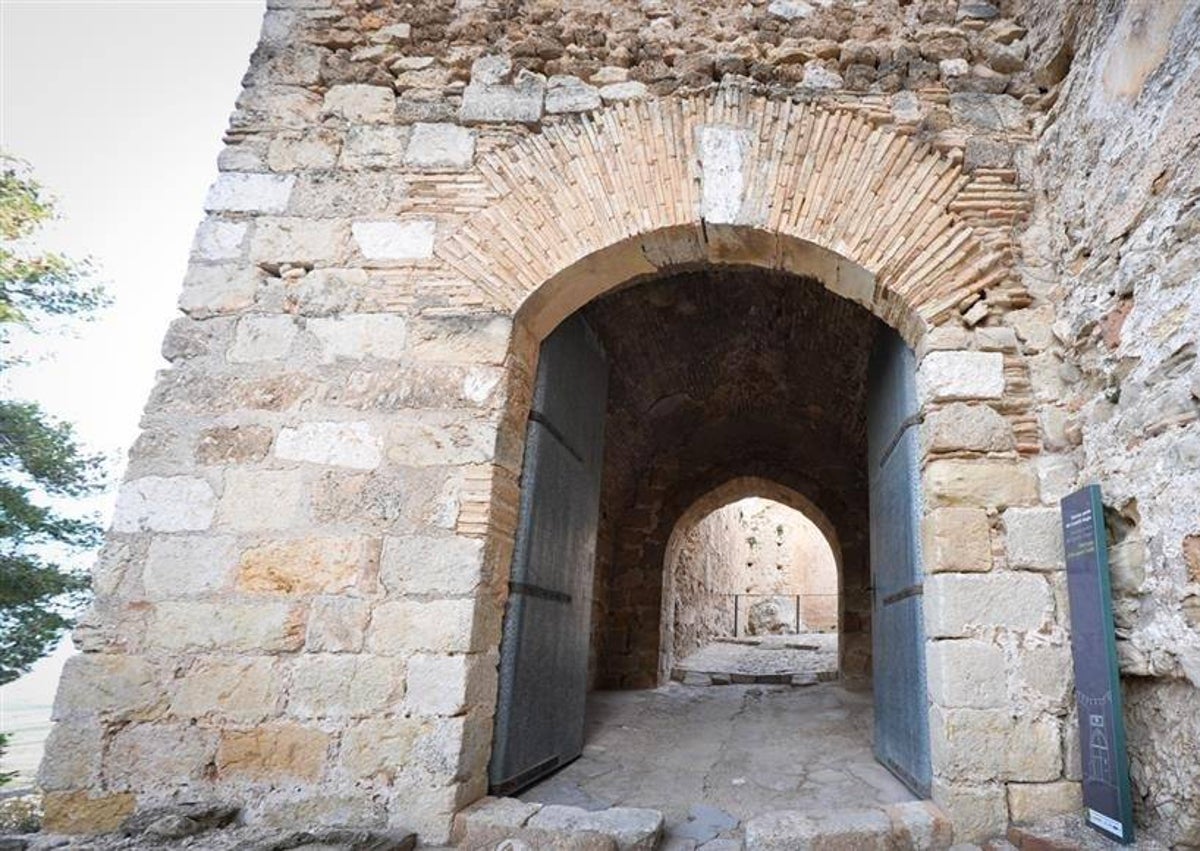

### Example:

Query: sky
xmin=0 ymin=0 xmax=266 ymax=778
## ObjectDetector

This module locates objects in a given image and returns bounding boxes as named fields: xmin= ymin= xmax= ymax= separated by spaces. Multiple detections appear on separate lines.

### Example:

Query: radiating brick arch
xmin=437 ymin=90 xmax=1025 ymax=344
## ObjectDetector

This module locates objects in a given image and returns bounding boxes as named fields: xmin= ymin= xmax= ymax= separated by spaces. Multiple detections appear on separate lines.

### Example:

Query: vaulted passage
xmin=491 ymin=265 xmax=932 ymax=818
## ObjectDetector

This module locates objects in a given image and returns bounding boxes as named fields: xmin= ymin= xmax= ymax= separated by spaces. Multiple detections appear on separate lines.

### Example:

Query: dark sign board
xmin=1061 ymin=485 xmax=1135 ymax=844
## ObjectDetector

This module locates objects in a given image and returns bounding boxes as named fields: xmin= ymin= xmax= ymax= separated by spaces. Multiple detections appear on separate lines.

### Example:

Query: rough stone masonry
xmin=37 ymin=0 xmax=1200 ymax=847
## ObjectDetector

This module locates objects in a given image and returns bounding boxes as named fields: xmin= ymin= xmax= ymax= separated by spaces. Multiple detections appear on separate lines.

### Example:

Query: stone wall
xmin=667 ymin=497 xmax=839 ymax=664
xmin=40 ymin=0 xmax=1200 ymax=845
xmin=1020 ymin=0 xmax=1200 ymax=844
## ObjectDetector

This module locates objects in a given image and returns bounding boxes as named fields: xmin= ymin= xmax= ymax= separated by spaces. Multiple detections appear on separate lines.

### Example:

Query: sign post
xmin=1060 ymin=485 xmax=1135 ymax=844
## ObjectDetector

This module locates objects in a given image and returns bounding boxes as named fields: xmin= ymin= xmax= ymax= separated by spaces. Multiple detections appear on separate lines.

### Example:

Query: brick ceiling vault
xmin=435 ymin=89 xmax=1027 ymax=341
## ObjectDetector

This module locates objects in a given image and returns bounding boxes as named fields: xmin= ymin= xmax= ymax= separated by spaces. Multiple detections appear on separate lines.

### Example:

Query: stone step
xmin=745 ymin=801 xmax=953 ymax=851
xmin=453 ymin=797 xmax=663 ymax=851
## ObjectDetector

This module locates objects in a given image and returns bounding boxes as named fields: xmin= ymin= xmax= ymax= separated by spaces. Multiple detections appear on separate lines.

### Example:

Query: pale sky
xmin=0 ymin=0 xmax=266 ymax=774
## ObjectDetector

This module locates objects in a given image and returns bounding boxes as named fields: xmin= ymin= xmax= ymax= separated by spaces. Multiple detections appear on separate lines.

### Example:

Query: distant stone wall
xmin=38 ymin=0 xmax=1200 ymax=846
xmin=668 ymin=498 xmax=838 ymax=666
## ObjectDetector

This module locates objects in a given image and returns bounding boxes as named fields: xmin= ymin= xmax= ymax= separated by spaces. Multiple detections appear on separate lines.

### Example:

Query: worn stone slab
xmin=528 ymin=805 xmax=663 ymax=851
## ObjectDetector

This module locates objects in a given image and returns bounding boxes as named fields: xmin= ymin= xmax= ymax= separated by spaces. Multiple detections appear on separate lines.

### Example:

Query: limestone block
xmin=1036 ymin=455 xmax=1078 ymax=504
xmin=111 ymin=475 xmax=215 ymax=534
xmin=322 ymin=84 xmax=396 ymax=123
xmin=170 ymin=656 xmax=283 ymax=722
xmin=546 ymin=75 xmax=602 ymax=114
xmin=143 ymin=534 xmax=237 ymax=597
xmin=236 ymin=85 xmax=322 ymax=130
xmin=275 ymin=421 xmax=383 ymax=470
xmin=179 ymin=265 xmax=260 ymax=318
xmin=923 ymin=507 xmax=992 ymax=573
xmin=148 ymin=600 xmax=305 ymax=652
xmin=926 ymin=459 xmax=1037 ymax=508
xmin=217 ymin=723 xmax=330 ymax=781
xmin=405 ymin=652 xmax=496 ymax=716
xmin=288 ymin=654 xmax=404 ymax=718
xmin=238 ymin=536 xmax=370 ymax=593
xmin=191 ymin=218 xmax=247 ymax=261
xmin=352 ymin=220 xmax=436 ymax=260
xmin=918 ymin=351 xmax=1005 ymax=401
xmin=698 ymin=125 xmax=749 ymax=225
xmin=387 ymin=775 xmax=463 ymax=845
xmin=287 ymin=171 xmax=409 ymax=219
xmin=1003 ymin=507 xmax=1064 ymax=570
xmin=341 ymin=125 xmax=411 ymax=170
xmin=387 ymin=412 xmax=497 ymax=467
xmin=768 ymin=0 xmax=813 ymax=20
xmin=227 ymin=315 xmax=298 ymax=362
xmin=308 ymin=313 xmax=408 ymax=362
xmin=1006 ymin=780 xmax=1082 ymax=823
xmin=196 ymin=424 xmax=274 ymax=465
xmin=204 ymin=172 xmax=294 ymax=214
xmin=218 ymin=468 xmax=305 ymax=532
xmin=801 ymin=61 xmax=844 ymax=91
xmin=460 ymin=70 xmax=546 ymax=124
xmin=285 ymin=267 xmax=368 ymax=316
xmin=368 ymin=598 xmax=476 ymax=654
xmin=470 ymin=54 xmax=512 ymax=86
xmin=105 ymin=723 xmax=217 ymax=789
xmin=452 ymin=796 xmax=543 ymax=847
xmin=884 ymin=801 xmax=953 ymax=850
xmin=380 ymin=535 xmax=484 ymax=596
xmin=931 ymin=779 xmax=1007 ymax=843
xmin=306 ymin=595 xmax=370 ymax=652
xmin=404 ymin=122 xmax=476 ymax=170
xmin=927 ymin=639 xmax=1007 ymax=708
xmin=37 ymin=720 xmax=103 ymax=791
xmin=267 ymin=129 xmax=341 ymax=171
xmin=948 ymin=93 xmax=1026 ymax=132
xmin=925 ymin=572 xmax=1052 ymax=637
xmin=42 ymin=791 xmax=137 ymax=835
xmin=745 ymin=810 xmax=818 ymax=850
xmin=921 ymin=403 xmax=1015 ymax=454
xmin=51 ymin=654 xmax=165 ymax=722
xmin=249 ymin=217 xmax=348 ymax=266
xmin=599 ymin=81 xmax=649 ymax=103
xmin=408 ymin=313 xmax=511 ymax=365
xmin=930 ymin=705 xmax=1061 ymax=781
xmin=1015 ymin=643 xmax=1072 ymax=710
xmin=339 ymin=716 xmax=426 ymax=778
xmin=527 ymin=805 xmax=664 ymax=851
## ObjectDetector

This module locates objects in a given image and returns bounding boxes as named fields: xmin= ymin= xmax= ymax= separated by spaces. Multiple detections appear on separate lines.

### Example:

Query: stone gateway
xmin=38 ymin=0 xmax=1200 ymax=848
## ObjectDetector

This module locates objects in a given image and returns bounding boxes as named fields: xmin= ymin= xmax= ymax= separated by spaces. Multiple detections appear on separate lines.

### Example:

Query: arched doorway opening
xmin=488 ymin=264 xmax=930 ymax=828
xmin=662 ymin=483 xmax=841 ymax=687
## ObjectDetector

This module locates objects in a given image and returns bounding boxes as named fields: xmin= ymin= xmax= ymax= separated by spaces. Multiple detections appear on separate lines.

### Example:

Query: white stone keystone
xmin=275 ymin=421 xmax=383 ymax=470
xmin=204 ymin=173 xmax=295 ymax=214
xmin=698 ymin=124 xmax=750 ymax=225
xmin=918 ymin=350 xmax=1005 ymax=401
xmin=352 ymin=220 xmax=436 ymax=260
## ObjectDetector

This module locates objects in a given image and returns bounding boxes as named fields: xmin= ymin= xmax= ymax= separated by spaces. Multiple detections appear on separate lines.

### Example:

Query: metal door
xmin=489 ymin=315 xmax=609 ymax=796
xmin=866 ymin=328 xmax=932 ymax=797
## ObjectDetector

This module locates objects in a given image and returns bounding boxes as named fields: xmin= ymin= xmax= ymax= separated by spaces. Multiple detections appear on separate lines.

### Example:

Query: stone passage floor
xmin=672 ymin=634 xmax=838 ymax=684
xmin=519 ymin=682 xmax=914 ymax=844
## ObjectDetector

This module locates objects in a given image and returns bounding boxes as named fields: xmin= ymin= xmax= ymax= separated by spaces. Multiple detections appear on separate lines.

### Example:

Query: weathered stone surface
xmin=1002 ymin=507 xmax=1064 ymax=570
xmin=744 ymin=810 xmax=817 ymax=850
xmin=228 ymin=315 xmax=298 ymax=362
xmin=322 ymin=84 xmax=396 ymax=122
xmin=275 ymin=421 xmax=383 ymax=470
xmin=217 ymin=723 xmax=330 ymax=780
xmin=930 ymin=705 xmax=1061 ymax=781
xmin=120 ymin=802 xmax=239 ymax=839
xmin=196 ymin=424 xmax=274 ymax=465
xmin=546 ymin=75 xmax=602 ymax=114
xmin=148 ymin=600 xmax=305 ymax=652
xmin=259 ymin=828 xmax=416 ymax=851
xmin=599 ymin=81 xmax=648 ymax=103
xmin=527 ymin=805 xmax=664 ymax=851
xmin=111 ymin=475 xmax=216 ymax=533
xmin=143 ymin=534 xmax=237 ymax=597
xmin=338 ymin=716 xmax=425 ymax=778
xmin=921 ymin=403 xmax=1015 ymax=454
xmin=237 ymin=536 xmax=369 ymax=594
xmin=460 ymin=70 xmax=546 ymax=124
xmin=368 ymin=598 xmax=476 ymax=654
xmin=191 ymin=218 xmax=247 ymax=261
xmin=37 ymin=720 xmax=102 ymax=791
xmin=105 ymin=723 xmax=216 ymax=788
xmin=308 ymin=313 xmax=409 ymax=362
xmin=1006 ymin=780 xmax=1082 ymax=824
xmin=341 ymin=125 xmax=410 ymax=170
xmin=267 ymin=129 xmax=341 ymax=171
xmin=380 ymin=534 xmax=484 ymax=595
xmin=205 ymin=172 xmax=294 ymax=214
xmin=918 ymin=351 xmax=1006 ymax=401
xmin=408 ymin=313 xmax=511 ymax=365
xmin=403 ymin=122 xmax=475 ymax=169
xmin=305 ymin=595 xmax=371 ymax=652
xmin=767 ymin=0 xmax=812 ymax=21
xmin=927 ymin=638 xmax=1007 ymax=708
xmin=885 ymin=801 xmax=953 ymax=850
xmin=926 ymin=460 xmax=1038 ymax=508
xmin=923 ymin=507 xmax=992 ymax=573
xmin=51 ymin=655 xmax=164 ymax=722
xmin=250 ymin=218 xmax=347 ymax=266
xmin=170 ymin=656 xmax=283 ymax=722
xmin=387 ymin=412 xmax=496 ymax=466
xmin=931 ymin=779 xmax=1006 ymax=844
xmin=42 ymin=791 xmax=137 ymax=835
xmin=289 ymin=655 xmax=404 ymax=718
xmin=924 ymin=572 xmax=1052 ymax=637
xmin=179 ymin=264 xmax=260 ymax=317
xmin=352 ymin=220 xmax=435 ymax=260
xmin=405 ymin=652 xmax=496 ymax=716
xmin=218 ymin=468 xmax=305 ymax=531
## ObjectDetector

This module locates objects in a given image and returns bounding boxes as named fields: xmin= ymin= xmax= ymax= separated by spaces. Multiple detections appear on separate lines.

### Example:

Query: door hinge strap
xmin=882 ymin=583 xmax=923 ymax=606
xmin=878 ymin=412 xmax=922 ymax=468
xmin=509 ymin=580 xmax=573 ymax=604
xmin=529 ymin=409 xmax=584 ymax=464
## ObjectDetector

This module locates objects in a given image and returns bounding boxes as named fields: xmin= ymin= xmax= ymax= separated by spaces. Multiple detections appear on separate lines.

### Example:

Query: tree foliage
xmin=0 ymin=156 xmax=107 ymax=687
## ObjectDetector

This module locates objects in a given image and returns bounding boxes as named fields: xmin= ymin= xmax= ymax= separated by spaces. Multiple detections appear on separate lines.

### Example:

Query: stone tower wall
xmin=37 ymin=0 xmax=1200 ymax=846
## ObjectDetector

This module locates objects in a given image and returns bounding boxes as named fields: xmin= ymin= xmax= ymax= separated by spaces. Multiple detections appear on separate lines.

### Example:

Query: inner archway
xmin=663 ymin=484 xmax=841 ymax=686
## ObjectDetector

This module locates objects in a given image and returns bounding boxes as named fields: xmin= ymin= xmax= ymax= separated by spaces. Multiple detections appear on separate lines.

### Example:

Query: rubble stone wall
xmin=38 ymin=0 xmax=1200 ymax=845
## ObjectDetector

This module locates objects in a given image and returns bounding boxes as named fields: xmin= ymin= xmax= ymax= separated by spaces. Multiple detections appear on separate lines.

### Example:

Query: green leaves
xmin=0 ymin=155 xmax=107 ymax=686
